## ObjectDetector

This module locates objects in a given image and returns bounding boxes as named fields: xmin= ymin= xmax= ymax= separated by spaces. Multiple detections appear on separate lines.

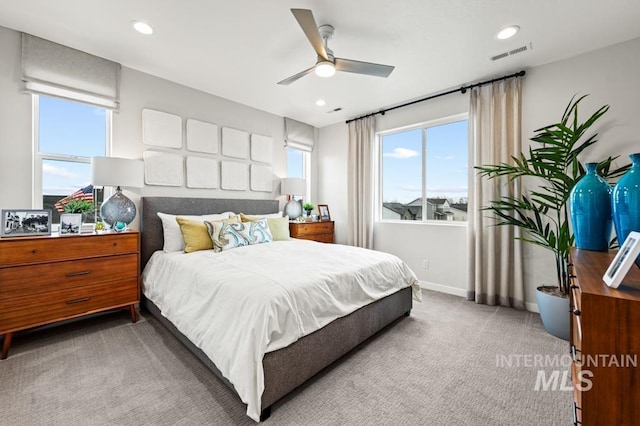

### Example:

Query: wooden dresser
xmin=569 ymin=248 xmax=640 ymax=425
xmin=289 ymin=221 xmax=334 ymax=243
xmin=0 ymin=231 xmax=140 ymax=359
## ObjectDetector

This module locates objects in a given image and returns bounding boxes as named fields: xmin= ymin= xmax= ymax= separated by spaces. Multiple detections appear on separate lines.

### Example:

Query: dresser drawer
xmin=0 ymin=254 xmax=138 ymax=300
xmin=0 ymin=233 xmax=138 ymax=267
xmin=0 ymin=277 xmax=138 ymax=332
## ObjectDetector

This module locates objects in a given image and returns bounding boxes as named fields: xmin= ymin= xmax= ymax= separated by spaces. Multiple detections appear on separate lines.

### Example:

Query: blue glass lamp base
xmin=100 ymin=186 xmax=136 ymax=229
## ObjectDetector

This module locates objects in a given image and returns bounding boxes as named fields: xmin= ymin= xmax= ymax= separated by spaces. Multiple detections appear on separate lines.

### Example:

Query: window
xmin=286 ymin=147 xmax=310 ymax=199
xmin=34 ymin=95 xmax=110 ymax=222
xmin=378 ymin=114 xmax=468 ymax=222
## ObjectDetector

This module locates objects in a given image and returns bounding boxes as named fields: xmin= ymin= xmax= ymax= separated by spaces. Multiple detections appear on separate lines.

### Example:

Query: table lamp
xmin=91 ymin=157 xmax=144 ymax=231
xmin=281 ymin=177 xmax=306 ymax=220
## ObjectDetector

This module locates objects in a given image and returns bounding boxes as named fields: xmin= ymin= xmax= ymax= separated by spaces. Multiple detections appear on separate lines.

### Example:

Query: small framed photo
xmin=1 ymin=209 xmax=52 ymax=237
xmin=318 ymin=204 xmax=331 ymax=221
xmin=59 ymin=213 xmax=82 ymax=235
xmin=603 ymin=231 xmax=640 ymax=289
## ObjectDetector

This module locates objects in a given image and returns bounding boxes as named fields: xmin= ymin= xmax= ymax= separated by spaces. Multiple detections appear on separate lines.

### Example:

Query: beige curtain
xmin=467 ymin=78 xmax=525 ymax=309
xmin=347 ymin=116 xmax=375 ymax=249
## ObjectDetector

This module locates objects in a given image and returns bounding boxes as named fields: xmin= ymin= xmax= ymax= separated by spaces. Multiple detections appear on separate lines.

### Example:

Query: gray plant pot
xmin=536 ymin=286 xmax=570 ymax=341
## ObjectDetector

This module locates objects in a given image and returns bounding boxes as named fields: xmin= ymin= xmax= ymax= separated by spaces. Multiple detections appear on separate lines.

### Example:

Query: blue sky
xmin=382 ymin=120 xmax=468 ymax=204
xmin=40 ymin=96 xmax=106 ymax=195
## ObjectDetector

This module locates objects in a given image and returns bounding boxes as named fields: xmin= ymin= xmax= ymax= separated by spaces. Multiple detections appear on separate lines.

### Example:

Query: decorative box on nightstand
xmin=289 ymin=221 xmax=334 ymax=243
xmin=0 ymin=231 xmax=140 ymax=359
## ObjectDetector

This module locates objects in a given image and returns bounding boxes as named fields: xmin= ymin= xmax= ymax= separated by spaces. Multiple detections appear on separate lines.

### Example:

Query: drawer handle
xmin=571 ymin=344 xmax=582 ymax=363
xmin=570 ymin=284 xmax=579 ymax=289
xmin=573 ymin=309 xmax=581 ymax=316
xmin=572 ymin=400 xmax=581 ymax=425
xmin=113 ymin=243 xmax=118 ymax=247
xmin=31 ymin=249 xmax=38 ymax=254
xmin=66 ymin=270 xmax=91 ymax=277
xmin=65 ymin=297 xmax=91 ymax=305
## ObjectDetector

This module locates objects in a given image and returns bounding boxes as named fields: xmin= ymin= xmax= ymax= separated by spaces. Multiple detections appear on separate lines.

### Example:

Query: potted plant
xmin=60 ymin=199 xmax=95 ymax=234
xmin=303 ymin=202 xmax=315 ymax=218
xmin=476 ymin=95 xmax=628 ymax=340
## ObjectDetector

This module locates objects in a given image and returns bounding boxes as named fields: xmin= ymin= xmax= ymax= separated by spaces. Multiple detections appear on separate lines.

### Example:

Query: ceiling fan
xmin=277 ymin=9 xmax=395 ymax=85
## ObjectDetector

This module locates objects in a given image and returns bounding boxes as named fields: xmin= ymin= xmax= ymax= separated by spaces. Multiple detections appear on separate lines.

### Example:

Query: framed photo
xmin=603 ymin=231 xmax=640 ymax=289
xmin=318 ymin=204 xmax=331 ymax=221
xmin=1 ymin=209 xmax=52 ymax=237
xmin=59 ymin=213 xmax=82 ymax=235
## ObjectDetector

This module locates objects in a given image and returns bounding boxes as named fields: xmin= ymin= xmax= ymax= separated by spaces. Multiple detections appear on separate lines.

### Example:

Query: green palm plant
xmin=476 ymin=95 xmax=629 ymax=296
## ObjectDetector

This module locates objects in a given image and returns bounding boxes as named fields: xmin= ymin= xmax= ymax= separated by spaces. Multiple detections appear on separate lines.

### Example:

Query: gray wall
xmin=0 ymin=25 xmax=289 ymax=230
xmin=317 ymin=37 xmax=640 ymax=310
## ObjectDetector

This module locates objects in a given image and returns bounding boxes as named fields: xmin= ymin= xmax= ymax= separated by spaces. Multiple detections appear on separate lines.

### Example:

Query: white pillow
xmin=157 ymin=211 xmax=232 ymax=252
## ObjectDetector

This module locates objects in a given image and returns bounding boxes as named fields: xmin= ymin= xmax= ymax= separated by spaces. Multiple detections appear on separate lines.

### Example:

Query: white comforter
xmin=142 ymin=239 xmax=421 ymax=421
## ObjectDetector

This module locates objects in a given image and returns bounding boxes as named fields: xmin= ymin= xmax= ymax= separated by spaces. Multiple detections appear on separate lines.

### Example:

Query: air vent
xmin=327 ymin=107 xmax=343 ymax=113
xmin=490 ymin=42 xmax=532 ymax=61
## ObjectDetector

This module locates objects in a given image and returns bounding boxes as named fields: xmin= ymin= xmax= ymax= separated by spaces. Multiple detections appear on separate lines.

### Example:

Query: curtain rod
xmin=345 ymin=70 xmax=526 ymax=124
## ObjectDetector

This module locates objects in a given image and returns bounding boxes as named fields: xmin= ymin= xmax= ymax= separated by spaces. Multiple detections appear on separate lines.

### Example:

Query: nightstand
xmin=0 ymin=231 xmax=140 ymax=359
xmin=289 ymin=221 xmax=334 ymax=243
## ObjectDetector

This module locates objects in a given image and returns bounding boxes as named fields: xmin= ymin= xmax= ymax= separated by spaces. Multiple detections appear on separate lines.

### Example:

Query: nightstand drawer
xmin=295 ymin=233 xmax=334 ymax=243
xmin=0 ymin=233 xmax=138 ymax=266
xmin=0 ymin=277 xmax=139 ymax=332
xmin=290 ymin=222 xmax=334 ymax=236
xmin=0 ymin=254 xmax=138 ymax=300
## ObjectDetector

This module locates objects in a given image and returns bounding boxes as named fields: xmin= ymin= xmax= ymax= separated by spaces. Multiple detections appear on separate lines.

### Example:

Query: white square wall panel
xmin=186 ymin=156 xmax=218 ymax=189
xmin=187 ymin=119 xmax=218 ymax=154
xmin=221 ymin=127 xmax=249 ymax=159
xmin=221 ymin=161 xmax=248 ymax=191
xmin=142 ymin=109 xmax=182 ymax=148
xmin=143 ymin=151 xmax=184 ymax=186
xmin=250 ymin=134 xmax=273 ymax=163
xmin=250 ymin=164 xmax=273 ymax=192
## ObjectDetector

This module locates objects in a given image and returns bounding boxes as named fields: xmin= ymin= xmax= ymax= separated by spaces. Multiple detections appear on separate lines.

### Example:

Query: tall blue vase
xmin=570 ymin=163 xmax=612 ymax=250
xmin=612 ymin=153 xmax=640 ymax=248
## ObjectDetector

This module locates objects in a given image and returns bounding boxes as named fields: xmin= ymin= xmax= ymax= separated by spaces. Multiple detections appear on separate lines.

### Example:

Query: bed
xmin=140 ymin=196 xmax=419 ymax=422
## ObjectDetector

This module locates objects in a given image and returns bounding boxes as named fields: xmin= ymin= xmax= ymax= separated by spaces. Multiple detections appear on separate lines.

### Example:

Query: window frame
xmin=286 ymin=146 xmax=311 ymax=200
xmin=375 ymin=112 xmax=468 ymax=225
xmin=32 ymin=94 xmax=112 ymax=208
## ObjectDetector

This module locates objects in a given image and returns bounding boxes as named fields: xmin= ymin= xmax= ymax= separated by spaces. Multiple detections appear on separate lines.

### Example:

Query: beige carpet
xmin=0 ymin=290 xmax=571 ymax=425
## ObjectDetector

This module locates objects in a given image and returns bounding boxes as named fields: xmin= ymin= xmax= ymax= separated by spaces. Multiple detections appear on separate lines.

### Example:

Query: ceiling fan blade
xmin=335 ymin=58 xmax=395 ymax=78
xmin=291 ymin=9 xmax=328 ymax=60
xmin=277 ymin=66 xmax=315 ymax=85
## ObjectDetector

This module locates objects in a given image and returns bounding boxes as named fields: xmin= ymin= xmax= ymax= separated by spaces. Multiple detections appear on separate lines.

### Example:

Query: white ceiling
xmin=1 ymin=1 xmax=639 ymax=128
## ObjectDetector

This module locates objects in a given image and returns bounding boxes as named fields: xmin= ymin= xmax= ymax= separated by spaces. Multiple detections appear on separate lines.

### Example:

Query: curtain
xmin=22 ymin=33 xmax=121 ymax=110
xmin=347 ymin=116 xmax=375 ymax=249
xmin=467 ymin=78 xmax=525 ymax=309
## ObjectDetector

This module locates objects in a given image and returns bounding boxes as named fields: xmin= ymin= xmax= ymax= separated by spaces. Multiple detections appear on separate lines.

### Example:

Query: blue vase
xmin=612 ymin=153 xmax=640 ymax=248
xmin=570 ymin=163 xmax=612 ymax=250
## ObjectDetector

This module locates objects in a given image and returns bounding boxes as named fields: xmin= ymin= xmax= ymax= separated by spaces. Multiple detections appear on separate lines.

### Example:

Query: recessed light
xmin=132 ymin=21 xmax=154 ymax=35
xmin=316 ymin=99 xmax=326 ymax=106
xmin=496 ymin=25 xmax=519 ymax=40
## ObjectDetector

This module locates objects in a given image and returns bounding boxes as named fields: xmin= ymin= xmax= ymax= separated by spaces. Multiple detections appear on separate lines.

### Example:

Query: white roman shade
xmin=21 ymin=33 xmax=121 ymax=109
xmin=284 ymin=117 xmax=315 ymax=152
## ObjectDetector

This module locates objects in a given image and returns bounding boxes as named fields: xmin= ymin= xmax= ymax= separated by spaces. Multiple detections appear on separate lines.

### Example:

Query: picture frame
xmin=59 ymin=213 xmax=82 ymax=235
xmin=1 ymin=209 xmax=52 ymax=237
xmin=318 ymin=204 xmax=331 ymax=222
xmin=603 ymin=231 xmax=640 ymax=289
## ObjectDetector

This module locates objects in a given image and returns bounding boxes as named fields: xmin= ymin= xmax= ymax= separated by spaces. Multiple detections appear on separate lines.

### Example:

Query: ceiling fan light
xmin=315 ymin=61 xmax=336 ymax=78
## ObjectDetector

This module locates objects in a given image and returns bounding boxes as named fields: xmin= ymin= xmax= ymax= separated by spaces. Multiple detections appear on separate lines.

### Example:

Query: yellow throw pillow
xmin=266 ymin=216 xmax=291 ymax=241
xmin=177 ymin=215 xmax=239 ymax=253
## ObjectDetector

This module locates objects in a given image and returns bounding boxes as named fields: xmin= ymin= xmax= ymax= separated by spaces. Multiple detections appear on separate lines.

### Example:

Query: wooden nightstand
xmin=0 ymin=231 xmax=140 ymax=359
xmin=289 ymin=221 xmax=334 ymax=243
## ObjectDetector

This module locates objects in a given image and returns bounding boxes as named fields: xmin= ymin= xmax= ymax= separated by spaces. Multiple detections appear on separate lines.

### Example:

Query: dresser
xmin=0 ymin=231 xmax=140 ymax=359
xmin=569 ymin=248 xmax=640 ymax=425
xmin=289 ymin=221 xmax=334 ymax=243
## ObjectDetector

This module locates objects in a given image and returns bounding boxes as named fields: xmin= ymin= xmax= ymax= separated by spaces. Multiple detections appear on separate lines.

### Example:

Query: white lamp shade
xmin=280 ymin=177 xmax=306 ymax=196
xmin=91 ymin=157 xmax=144 ymax=188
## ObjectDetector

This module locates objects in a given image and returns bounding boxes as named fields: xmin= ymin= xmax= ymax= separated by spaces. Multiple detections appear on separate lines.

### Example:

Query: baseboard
xmin=419 ymin=281 xmax=466 ymax=298
xmin=525 ymin=301 xmax=539 ymax=313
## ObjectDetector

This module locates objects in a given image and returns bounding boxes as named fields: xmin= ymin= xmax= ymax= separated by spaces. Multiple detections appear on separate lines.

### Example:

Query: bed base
xmin=142 ymin=286 xmax=412 ymax=420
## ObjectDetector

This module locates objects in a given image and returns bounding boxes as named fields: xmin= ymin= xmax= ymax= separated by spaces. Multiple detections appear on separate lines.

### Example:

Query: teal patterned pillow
xmin=205 ymin=219 xmax=273 ymax=252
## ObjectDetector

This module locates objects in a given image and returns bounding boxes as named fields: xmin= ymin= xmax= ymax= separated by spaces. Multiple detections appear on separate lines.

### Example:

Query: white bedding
xmin=142 ymin=239 xmax=421 ymax=421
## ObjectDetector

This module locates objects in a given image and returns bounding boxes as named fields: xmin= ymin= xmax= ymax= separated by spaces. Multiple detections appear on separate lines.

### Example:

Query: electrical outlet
xmin=422 ymin=259 xmax=429 ymax=269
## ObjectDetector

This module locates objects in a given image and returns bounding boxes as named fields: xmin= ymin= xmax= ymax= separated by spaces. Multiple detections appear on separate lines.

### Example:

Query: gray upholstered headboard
xmin=140 ymin=197 xmax=279 ymax=270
